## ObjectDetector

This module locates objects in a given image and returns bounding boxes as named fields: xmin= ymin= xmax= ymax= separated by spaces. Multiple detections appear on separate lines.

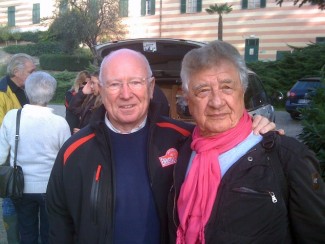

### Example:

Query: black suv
xmin=95 ymin=38 xmax=275 ymax=121
xmin=285 ymin=77 xmax=323 ymax=119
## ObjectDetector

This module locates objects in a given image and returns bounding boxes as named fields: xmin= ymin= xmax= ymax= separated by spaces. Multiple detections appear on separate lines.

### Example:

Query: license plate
xmin=298 ymin=99 xmax=310 ymax=104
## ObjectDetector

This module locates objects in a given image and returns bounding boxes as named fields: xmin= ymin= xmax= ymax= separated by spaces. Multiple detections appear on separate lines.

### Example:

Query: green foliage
xmin=247 ymin=43 xmax=325 ymax=173
xmin=39 ymin=54 xmax=92 ymax=71
xmin=3 ymin=42 xmax=64 ymax=56
xmin=0 ymin=64 xmax=7 ymax=77
xmin=50 ymin=70 xmax=77 ymax=103
xmin=19 ymin=31 xmax=46 ymax=43
xmin=275 ymin=0 xmax=325 ymax=10
xmin=49 ymin=9 xmax=87 ymax=54
xmin=0 ymin=27 xmax=47 ymax=44
xmin=0 ymin=25 xmax=11 ymax=42
xmin=247 ymin=43 xmax=325 ymax=102
xmin=52 ymin=70 xmax=77 ymax=83
xmin=11 ymin=32 xmax=21 ymax=41
xmin=206 ymin=3 xmax=233 ymax=15
xmin=50 ymin=0 xmax=125 ymax=57
xmin=73 ymin=47 xmax=92 ymax=57
xmin=298 ymin=88 xmax=325 ymax=177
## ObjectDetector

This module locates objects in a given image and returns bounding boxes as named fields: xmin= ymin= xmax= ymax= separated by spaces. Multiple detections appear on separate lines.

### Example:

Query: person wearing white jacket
xmin=0 ymin=71 xmax=71 ymax=243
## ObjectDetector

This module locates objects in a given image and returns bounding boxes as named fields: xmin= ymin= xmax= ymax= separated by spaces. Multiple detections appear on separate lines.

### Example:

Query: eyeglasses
xmin=103 ymin=77 xmax=153 ymax=94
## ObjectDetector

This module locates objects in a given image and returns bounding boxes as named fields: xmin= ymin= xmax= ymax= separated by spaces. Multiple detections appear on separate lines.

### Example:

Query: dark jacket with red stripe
xmin=46 ymin=103 xmax=194 ymax=244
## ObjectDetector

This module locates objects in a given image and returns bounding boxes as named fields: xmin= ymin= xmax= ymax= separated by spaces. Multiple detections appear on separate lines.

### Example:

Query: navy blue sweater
xmin=109 ymin=124 xmax=160 ymax=244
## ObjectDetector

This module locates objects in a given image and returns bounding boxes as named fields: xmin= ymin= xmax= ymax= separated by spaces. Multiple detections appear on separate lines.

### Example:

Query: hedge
xmin=40 ymin=54 xmax=93 ymax=71
xmin=3 ymin=42 xmax=63 ymax=56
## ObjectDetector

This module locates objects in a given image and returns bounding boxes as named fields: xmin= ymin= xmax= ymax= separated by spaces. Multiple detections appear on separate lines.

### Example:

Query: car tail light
xmin=287 ymin=91 xmax=296 ymax=98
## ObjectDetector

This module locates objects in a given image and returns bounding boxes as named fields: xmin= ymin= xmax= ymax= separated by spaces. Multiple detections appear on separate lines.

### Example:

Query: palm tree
xmin=205 ymin=3 xmax=233 ymax=41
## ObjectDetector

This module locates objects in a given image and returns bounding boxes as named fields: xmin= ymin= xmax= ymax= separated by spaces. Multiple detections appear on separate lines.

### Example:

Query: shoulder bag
xmin=0 ymin=108 xmax=24 ymax=199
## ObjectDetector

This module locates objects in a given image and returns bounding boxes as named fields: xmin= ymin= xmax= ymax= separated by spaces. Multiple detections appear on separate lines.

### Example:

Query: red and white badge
xmin=159 ymin=148 xmax=178 ymax=167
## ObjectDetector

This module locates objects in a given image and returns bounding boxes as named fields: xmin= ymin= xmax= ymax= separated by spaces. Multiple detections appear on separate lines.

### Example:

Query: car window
xmin=292 ymin=81 xmax=321 ymax=90
xmin=244 ymin=74 xmax=269 ymax=111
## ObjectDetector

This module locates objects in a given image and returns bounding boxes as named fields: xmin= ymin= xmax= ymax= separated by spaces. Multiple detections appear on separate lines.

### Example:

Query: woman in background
xmin=65 ymin=70 xmax=91 ymax=133
xmin=69 ymin=70 xmax=102 ymax=134
xmin=0 ymin=71 xmax=71 ymax=243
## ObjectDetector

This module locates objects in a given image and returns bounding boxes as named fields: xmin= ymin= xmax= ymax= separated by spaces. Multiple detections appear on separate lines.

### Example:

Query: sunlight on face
xmin=99 ymin=50 xmax=155 ymax=133
xmin=187 ymin=61 xmax=245 ymax=137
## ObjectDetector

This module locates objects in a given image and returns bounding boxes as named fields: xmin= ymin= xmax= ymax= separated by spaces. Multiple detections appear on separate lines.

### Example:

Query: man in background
xmin=0 ymin=53 xmax=36 ymax=243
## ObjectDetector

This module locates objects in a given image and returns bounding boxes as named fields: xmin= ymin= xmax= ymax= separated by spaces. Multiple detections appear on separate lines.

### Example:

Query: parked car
xmin=95 ymin=38 xmax=276 ymax=122
xmin=285 ymin=77 xmax=323 ymax=119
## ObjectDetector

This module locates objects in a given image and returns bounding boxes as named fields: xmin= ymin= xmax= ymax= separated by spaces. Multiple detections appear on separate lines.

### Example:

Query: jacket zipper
xmin=90 ymin=164 xmax=102 ymax=224
xmin=232 ymin=186 xmax=278 ymax=203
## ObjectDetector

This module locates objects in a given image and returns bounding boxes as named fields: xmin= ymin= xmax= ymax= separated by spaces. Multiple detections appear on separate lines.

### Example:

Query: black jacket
xmin=168 ymin=132 xmax=325 ymax=243
xmin=46 ymin=103 xmax=194 ymax=244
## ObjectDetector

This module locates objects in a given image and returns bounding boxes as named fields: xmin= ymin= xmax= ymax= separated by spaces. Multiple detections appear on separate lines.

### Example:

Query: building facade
xmin=0 ymin=0 xmax=323 ymax=61
xmin=120 ymin=0 xmax=325 ymax=61
xmin=0 ymin=0 xmax=55 ymax=32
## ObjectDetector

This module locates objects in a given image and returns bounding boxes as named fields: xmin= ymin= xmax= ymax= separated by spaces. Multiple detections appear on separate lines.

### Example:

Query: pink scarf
xmin=176 ymin=111 xmax=252 ymax=244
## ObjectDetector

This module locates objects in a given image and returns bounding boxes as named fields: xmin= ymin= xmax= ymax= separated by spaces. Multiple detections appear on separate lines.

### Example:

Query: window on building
xmin=242 ymin=0 xmax=266 ymax=9
xmin=276 ymin=51 xmax=291 ymax=61
xmin=186 ymin=0 xmax=197 ymax=13
xmin=181 ymin=0 xmax=202 ymax=14
xmin=316 ymin=37 xmax=325 ymax=43
xmin=8 ymin=6 xmax=15 ymax=27
xmin=119 ymin=0 xmax=128 ymax=17
xmin=141 ymin=0 xmax=155 ymax=16
xmin=33 ymin=3 xmax=40 ymax=24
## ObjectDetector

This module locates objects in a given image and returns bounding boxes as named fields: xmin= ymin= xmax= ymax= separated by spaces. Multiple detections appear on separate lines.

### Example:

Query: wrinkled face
xmin=99 ymin=51 xmax=155 ymax=133
xmin=186 ymin=61 xmax=245 ymax=137
xmin=90 ymin=76 xmax=100 ymax=96
xmin=14 ymin=61 xmax=36 ymax=87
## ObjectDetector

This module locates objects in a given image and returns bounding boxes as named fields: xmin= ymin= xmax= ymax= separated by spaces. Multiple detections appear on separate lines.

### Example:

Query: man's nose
xmin=208 ymin=90 xmax=224 ymax=107
xmin=119 ymin=82 xmax=132 ymax=98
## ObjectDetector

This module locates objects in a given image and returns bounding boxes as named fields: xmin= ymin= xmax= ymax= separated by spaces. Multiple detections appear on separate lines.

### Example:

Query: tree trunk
xmin=218 ymin=15 xmax=223 ymax=41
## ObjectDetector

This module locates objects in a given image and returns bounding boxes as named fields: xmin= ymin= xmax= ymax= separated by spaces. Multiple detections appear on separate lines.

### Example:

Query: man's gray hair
xmin=25 ymin=71 xmax=57 ymax=106
xmin=7 ymin=53 xmax=35 ymax=77
xmin=181 ymin=40 xmax=248 ymax=94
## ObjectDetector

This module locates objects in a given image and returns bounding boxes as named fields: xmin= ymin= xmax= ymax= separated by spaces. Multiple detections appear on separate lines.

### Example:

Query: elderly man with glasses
xmin=46 ymin=49 xmax=277 ymax=243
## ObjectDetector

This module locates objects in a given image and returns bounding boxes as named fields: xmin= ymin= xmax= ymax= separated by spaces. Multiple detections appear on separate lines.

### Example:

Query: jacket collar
xmin=89 ymin=102 xmax=163 ymax=130
xmin=0 ymin=75 xmax=20 ymax=93
xmin=0 ymin=75 xmax=10 ymax=92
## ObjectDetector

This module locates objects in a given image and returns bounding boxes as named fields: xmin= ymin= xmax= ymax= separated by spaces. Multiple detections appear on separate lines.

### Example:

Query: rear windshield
xmin=292 ymin=80 xmax=321 ymax=90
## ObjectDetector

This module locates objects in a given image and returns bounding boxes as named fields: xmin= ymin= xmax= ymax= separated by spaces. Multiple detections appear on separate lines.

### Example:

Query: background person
xmin=0 ymin=71 xmax=71 ymax=243
xmin=46 ymin=49 xmax=277 ymax=244
xmin=68 ymin=70 xmax=102 ymax=134
xmin=65 ymin=70 xmax=91 ymax=133
xmin=168 ymin=40 xmax=325 ymax=244
xmin=0 ymin=53 xmax=36 ymax=244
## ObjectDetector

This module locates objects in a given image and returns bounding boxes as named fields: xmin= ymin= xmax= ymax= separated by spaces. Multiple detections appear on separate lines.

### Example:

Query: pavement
xmin=0 ymin=198 xmax=6 ymax=244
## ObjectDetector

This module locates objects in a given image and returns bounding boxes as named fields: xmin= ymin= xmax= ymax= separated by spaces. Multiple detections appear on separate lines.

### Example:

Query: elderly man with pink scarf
xmin=168 ymin=40 xmax=325 ymax=244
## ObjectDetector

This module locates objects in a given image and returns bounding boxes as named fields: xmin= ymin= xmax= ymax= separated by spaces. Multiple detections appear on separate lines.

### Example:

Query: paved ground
xmin=0 ymin=198 xmax=6 ymax=244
